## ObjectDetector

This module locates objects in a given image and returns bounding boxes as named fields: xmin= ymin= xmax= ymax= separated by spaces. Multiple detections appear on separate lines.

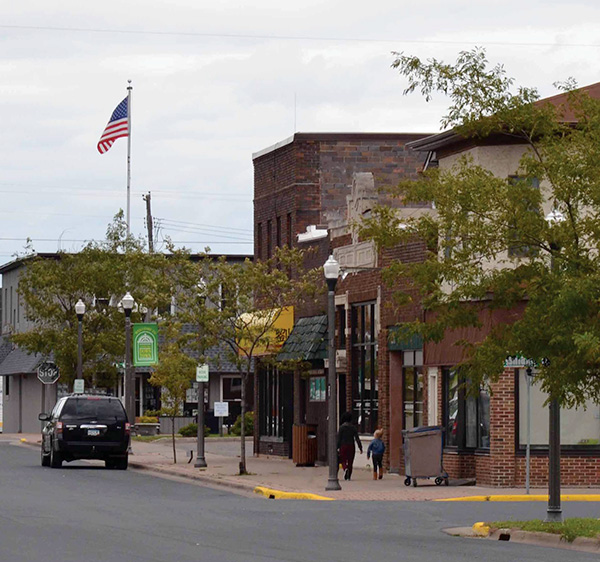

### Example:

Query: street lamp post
xmin=195 ymin=280 xmax=208 ymax=469
xmin=545 ymin=210 xmax=565 ymax=523
xmin=75 ymin=299 xmax=85 ymax=381
xmin=324 ymin=255 xmax=341 ymax=491
xmin=122 ymin=292 xmax=136 ymax=429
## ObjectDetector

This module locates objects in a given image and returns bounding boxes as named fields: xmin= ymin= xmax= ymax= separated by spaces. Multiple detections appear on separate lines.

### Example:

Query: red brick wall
xmin=258 ymin=438 xmax=290 ymax=457
xmin=514 ymin=455 xmax=600 ymax=487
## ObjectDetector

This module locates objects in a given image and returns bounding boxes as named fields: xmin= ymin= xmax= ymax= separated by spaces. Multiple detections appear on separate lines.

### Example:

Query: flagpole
xmin=126 ymin=80 xmax=132 ymax=238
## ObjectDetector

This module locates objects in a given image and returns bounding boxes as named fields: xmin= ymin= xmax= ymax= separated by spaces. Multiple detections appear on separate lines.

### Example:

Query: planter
xmin=135 ymin=423 xmax=160 ymax=437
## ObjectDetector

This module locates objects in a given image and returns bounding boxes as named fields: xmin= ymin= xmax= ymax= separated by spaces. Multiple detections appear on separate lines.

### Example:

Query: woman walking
xmin=336 ymin=411 xmax=363 ymax=480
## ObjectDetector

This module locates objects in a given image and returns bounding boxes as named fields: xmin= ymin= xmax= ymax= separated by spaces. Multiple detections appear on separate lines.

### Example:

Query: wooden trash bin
xmin=293 ymin=424 xmax=318 ymax=466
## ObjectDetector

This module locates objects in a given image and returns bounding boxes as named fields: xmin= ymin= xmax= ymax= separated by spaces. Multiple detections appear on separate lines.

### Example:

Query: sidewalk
xmin=5 ymin=432 xmax=600 ymax=501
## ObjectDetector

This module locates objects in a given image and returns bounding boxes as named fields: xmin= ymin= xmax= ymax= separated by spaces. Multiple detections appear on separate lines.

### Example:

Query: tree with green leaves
xmin=361 ymin=48 xmax=600 ymax=407
xmin=12 ymin=212 xmax=185 ymax=390
xmin=148 ymin=321 xmax=197 ymax=463
xmin=202 ymin=247 xmax=321 ymax=475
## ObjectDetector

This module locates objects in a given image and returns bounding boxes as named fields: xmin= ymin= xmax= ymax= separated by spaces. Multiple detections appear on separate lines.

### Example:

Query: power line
xmin=0 ymin=236 xmax=252 ymax=244
xmin=1 ymin=23 xmax=598 ymax=48
xmin=159 ymin=225 xmax=252 ymax=242
xmin=157 ymin=217 xmax=252 ymax=233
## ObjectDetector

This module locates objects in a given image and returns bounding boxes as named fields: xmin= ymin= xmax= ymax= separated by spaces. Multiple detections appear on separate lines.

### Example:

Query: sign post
xmin=214 ymin=401 xmax=229 ymax=437
xmin=73 ymin=379 xmax=85 ymax=394
xmin=37 ymin=361 xmax=60 ymax=385
xmin=196 ymin=364 xmax=209 ymax=382
xmin=194 ymin=364 xmax=210 ymax=469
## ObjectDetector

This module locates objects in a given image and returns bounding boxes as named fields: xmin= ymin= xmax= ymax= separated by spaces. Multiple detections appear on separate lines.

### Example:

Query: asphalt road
xmin=1 ymin=443 xmax=598 ymax=562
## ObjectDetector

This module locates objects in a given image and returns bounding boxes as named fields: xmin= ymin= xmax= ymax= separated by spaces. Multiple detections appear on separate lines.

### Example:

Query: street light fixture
xmin=122 ymin=292 xmax=136 ymax=430
xmin=324 ymin=255 xmax=341 ymax=491
xmin=544 ymin=209 xmax=565 ymax=523
xmin=75 ymin=299 xmax=85 ymax=381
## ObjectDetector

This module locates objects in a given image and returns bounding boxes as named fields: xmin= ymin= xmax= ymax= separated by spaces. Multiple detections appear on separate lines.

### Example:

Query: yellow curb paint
xmin=253 ymin=486 xmax=334 ymax=501
xmin=472 ymin=522 xmax=491 ymax=537
xmin=437 ymin=494 xmax=600 ymax=502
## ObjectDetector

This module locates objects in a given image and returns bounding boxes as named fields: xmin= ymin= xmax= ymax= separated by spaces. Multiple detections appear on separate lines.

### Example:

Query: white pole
xmin=126 ymin=80 xmax=132 ymax=238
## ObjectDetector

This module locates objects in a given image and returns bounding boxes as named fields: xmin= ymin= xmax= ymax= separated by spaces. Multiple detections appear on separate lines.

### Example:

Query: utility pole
xmin=143 ymin=192 xmax=154 ymax=253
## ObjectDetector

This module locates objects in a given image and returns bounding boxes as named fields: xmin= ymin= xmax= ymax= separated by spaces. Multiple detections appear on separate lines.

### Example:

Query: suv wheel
xmin=41 ymin=447 xmax=51 ymax=467
xmin=50 ymin=443 xmax=62 ymax=468
xmin=115 ymin=455 xmax=128 ymax=470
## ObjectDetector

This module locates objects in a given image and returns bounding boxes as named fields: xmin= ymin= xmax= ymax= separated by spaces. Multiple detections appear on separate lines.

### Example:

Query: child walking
xmin=367 ymin=429 xmax=385 ymax=480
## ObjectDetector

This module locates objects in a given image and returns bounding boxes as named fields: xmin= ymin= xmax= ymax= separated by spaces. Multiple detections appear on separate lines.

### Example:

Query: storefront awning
xmin=277 ymin=315 xmax=327 ymax=362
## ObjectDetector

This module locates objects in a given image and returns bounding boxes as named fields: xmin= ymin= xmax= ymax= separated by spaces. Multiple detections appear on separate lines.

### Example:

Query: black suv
xmin=39 ymin=394 xmax=130 ymax=469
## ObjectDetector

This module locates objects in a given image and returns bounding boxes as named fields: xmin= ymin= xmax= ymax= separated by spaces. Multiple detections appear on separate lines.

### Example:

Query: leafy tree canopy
xmin=178 ymin=246 xmax=321 ymax=474
xmin=361 ymin=48 xmax=600 ymax=406
xmin=12 ymin=212 xmax=188 ymax=387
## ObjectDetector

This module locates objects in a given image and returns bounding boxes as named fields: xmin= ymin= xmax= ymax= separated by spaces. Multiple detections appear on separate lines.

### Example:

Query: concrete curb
xmin=436 ymin=494 xmax=600 ymax=502
xmin=483 ymin=524 xmax=600 ymax=554
xmin=446 ymin=523 xmax=600 ymax=553
xmin=253 ymin=486 xmax=334 ymax=501
xmin=128 ymin=461 xmax=257 ymax=494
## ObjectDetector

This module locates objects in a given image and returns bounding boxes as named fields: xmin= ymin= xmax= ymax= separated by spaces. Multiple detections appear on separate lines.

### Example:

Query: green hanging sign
xmin=132 ymin=323 xmax=159 ymax=366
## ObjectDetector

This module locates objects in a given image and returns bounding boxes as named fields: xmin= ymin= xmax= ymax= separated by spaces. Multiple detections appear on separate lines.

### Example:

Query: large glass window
xmin=518 ymin=369 xmax=600 ymax=448
xmin=403 ymin=350 xmax=424 ymax=430
xmin=351 ymin=302 xmax=378 ymax=433
xmin=258 ymin=365 xmax=292 ymax=439
xmin=443 ymin=369 xmax=490 ymax=450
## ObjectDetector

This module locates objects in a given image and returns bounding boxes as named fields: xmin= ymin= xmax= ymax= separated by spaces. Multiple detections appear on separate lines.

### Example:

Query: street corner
xmin=253 ymin=486 xmax=334 ymax=501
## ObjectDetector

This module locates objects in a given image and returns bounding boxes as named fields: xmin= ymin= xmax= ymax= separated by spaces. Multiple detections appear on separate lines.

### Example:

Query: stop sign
xmin=37 ymin=361 xmax=60 ymax=385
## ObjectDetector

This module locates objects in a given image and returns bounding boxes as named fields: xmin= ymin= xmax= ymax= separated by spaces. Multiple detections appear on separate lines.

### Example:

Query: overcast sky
xmin=1 ymin=1 xmax=600 ymax=267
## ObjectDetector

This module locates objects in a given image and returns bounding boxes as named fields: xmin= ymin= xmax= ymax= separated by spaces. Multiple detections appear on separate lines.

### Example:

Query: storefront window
xmin=351 ymin=302 xmax=378 ymax=433
xmin=443 ymin=369 xmax=490 ymax=450
xmin=444 ymin=370 xmax=460 ymax=447
xmin=518 ymin=369 xmax=600 ymax=448
xmin=258 ymin=365 xmax=292 ymax=438
xmin=403 ymin=350 xmax=424 ymax=430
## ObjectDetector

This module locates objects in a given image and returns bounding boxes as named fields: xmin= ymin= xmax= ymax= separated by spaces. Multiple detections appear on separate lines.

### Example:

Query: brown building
xmin=252 ymin=132 xmax=429 ymax=463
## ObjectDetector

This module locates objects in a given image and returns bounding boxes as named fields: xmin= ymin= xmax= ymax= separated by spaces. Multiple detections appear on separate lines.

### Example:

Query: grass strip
xmin=488 ymin=518 xmax=600 ymax=543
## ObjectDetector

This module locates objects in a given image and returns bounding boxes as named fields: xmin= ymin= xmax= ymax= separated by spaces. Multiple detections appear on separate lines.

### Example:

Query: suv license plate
xmin=87 ymin=429 xmax=100 ymax=436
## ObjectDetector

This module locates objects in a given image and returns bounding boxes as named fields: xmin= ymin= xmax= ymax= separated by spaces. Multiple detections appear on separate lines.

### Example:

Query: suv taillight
xmin=125 ymin=422 xmax=131 ymax=435
xmin=56 ymin=421 xmax=63 ymax=434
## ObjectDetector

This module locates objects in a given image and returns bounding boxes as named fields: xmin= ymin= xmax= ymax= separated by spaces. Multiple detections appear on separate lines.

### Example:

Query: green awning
xmin=277 ymin=315 xmax=328 ymax=362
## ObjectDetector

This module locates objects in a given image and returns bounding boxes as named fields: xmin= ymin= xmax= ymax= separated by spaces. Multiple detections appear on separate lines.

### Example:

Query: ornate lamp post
xmin=75 ymin=299 xmax=86 ymax=381
xmin=195 ymin=280 xmax=208 ymax=469
xmin=324 ymin=255 xmax=341 ymax=491
xmin=545 ymin=209 xmax=565 ymax=523
xmin=122 ymin=292 xmax=136 ymax=427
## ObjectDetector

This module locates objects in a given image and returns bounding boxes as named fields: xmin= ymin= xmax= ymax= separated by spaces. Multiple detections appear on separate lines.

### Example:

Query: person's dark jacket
xmin=336 ymin=422 xmax=363 ymax=452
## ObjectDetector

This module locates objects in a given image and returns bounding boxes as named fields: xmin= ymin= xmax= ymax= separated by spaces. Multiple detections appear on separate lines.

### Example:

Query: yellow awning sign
xmin=238 ymin=306 xmax=294 ymax=356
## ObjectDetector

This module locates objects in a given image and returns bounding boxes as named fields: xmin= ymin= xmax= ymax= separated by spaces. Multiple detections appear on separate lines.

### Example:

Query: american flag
xmin=97 ymin=97 xmax=129 ymax=154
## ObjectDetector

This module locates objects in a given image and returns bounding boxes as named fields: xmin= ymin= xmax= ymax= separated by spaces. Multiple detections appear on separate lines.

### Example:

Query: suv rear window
xmin=60 ymin=398 xmax=126 ymax=421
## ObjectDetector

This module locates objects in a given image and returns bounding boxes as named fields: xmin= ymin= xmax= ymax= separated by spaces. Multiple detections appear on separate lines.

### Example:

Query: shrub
xmin=138 ymin=416 xmax=158 ymax=424
xmin=231 ymin=411 xmax=254 ymax=436
xmin=178 ymin=423 xmax=210 ymax=437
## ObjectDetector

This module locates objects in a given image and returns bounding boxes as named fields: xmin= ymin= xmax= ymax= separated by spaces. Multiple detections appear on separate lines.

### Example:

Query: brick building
xmin=252 ymin=133 xmax=429 ymax=462
xmin=405 ymin=84 xmax=600 ymax=487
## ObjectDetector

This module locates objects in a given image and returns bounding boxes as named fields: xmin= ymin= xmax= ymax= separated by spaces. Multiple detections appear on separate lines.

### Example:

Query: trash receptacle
xmin=402 ymin=425 xmax=448 ymax=487
xmin=292 ymin=424 xmax=317 ymax=466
